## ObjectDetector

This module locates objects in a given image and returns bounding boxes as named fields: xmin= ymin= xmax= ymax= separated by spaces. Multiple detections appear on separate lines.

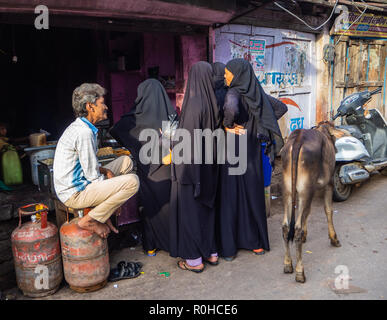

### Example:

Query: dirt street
xmin=7 ymin=173 xmax=387 ymax=300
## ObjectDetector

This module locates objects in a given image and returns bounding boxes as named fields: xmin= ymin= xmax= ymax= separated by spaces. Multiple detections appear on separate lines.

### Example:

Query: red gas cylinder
xmin=59 ymin=210 xmax=109 ymax=293
xmin=11 ymin=203 xmax=63 ymax=297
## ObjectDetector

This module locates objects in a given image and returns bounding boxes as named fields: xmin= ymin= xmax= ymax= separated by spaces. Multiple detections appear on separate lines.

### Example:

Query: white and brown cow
xmin=280 ymin=121 xmax=349 ymax=283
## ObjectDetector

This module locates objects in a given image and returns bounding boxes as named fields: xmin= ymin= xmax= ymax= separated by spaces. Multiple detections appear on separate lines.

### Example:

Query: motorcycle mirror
xmin=370 ymin=87 xmax=382 ymax=95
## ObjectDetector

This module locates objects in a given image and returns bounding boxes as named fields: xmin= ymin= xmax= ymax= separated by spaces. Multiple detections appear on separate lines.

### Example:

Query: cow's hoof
xmin=284 ymin=265 xmax=293 ymax=274
xmin=330 ymin=239 xmax=341 ymax=247
xmin=295 ymin=271 xmax=306 ymax=283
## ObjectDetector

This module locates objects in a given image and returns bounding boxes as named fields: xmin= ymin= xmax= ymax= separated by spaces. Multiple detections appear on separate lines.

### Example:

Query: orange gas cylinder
xmin=59 ymin=212 xmax=109 ymax=293
xmin=11 ymin=203 xmax=63 ymax=297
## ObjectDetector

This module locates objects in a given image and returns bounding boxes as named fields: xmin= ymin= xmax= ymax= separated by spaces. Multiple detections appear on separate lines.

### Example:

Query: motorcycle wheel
xmin=333 ymin=165 xmax=352 ymax=202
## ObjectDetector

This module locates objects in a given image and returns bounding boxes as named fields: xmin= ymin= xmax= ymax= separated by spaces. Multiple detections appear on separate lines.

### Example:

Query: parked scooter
xmin=332 ymin=88 xmax=387 ymax=201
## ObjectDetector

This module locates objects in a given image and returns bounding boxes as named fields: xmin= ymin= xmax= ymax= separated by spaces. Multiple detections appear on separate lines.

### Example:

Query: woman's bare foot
xmin=204 ymin=255 xmax=219 ymax=266
xmin=207 ymin=256 xmax=218 ymax=263
xmin=106 ymin=218 xmax=119 ymax=234
xmin=78 ymin=215 xmax=110 ymax=238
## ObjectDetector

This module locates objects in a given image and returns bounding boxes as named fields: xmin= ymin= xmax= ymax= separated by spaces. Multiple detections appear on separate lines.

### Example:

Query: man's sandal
xmin=177 ymin=260 xmax=204 ymax=273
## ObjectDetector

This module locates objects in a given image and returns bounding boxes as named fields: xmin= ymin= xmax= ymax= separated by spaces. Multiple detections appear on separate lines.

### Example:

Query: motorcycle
xmin=332 ymin=87 xmax=387 ymax=201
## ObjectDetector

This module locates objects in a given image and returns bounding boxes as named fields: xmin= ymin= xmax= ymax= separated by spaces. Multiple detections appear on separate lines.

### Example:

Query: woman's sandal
xmin=223 ymin=256 xmax=236 ymax=262
xmin=253 ymin=249 xmax=265 ymax=255
xmin=108 ymin=261 xmax=143 ymax=282
xmin=146 ymin=249 xmax=157 ymax=257
xmin=177 ymin=260 xmax=204 ymax=273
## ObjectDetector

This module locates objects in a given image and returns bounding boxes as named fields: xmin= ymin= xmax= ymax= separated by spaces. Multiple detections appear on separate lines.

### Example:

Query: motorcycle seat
xmin=336 ymin=125 xmax=363 ymax=140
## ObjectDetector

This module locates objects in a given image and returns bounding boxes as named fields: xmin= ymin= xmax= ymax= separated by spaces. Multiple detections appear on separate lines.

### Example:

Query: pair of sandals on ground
xmin=177 ymin=249 xmax=265 ymax=273
xmin=108 ymin=247 xmax=265 ymax=280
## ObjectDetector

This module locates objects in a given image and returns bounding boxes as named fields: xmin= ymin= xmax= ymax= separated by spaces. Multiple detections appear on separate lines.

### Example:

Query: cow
xmin=280 ymin=121 xmax=349 ymax=283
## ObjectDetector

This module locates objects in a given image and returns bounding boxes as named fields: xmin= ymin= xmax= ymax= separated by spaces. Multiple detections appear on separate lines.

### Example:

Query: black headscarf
xmin=178 ymin=61 xmax=220 ymax=130
xmin=225 ymin=58 xmax=283 ymax=164
xmin=173 ymin=61 xmax=220 ymax=207
xmin=129 ymin=78 xmax=176 ymax=139
xmin=212 ymin=62 xmax=226 ymax=87
xmin=211 ymin=62 xmax=227 ymax=113
xmin=110 ymin=79 xmax=176 ymax=168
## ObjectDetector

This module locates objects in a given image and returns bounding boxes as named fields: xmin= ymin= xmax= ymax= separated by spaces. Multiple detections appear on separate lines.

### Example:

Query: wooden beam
xmin=0 ymin=0 xmax=236 ymax=26
xmin=364 ymin=2 xmax=387 ymax=7
xmin=364 ymin=0 xmax=387 ymax=4
xmin=297 ymin=0 xmax=335 ymax=7
xmin=234 ymin=8 xmax=328 ymax=33
xmin=338 ymin=1 xmax=386 ymax=11
xmin=0 ymin=12 xmax=209 ymax=34
xmin=335 ymin=81 xmax=384 ymax=88
xmin=298 ymin=0 xmax=386 ymax=11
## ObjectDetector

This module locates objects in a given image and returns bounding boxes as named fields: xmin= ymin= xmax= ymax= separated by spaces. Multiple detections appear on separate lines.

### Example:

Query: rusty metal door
xmin=214 ymin=25 xmax=317 ymax=139
xmin=331 ymin=38 xmax=387 ymax=120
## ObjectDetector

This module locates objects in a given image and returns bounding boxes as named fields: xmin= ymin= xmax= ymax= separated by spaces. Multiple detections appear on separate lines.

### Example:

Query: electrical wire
xmin=273 ymin=0 xmax=339 ymax=31
xmin=274 ymin=0 xmax=370 ymax=47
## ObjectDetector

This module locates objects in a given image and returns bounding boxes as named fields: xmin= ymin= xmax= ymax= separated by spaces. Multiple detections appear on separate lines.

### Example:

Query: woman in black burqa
xmin=216 ymin=58 xmax=284 ymax=260
xmin=212 ymin=62 xmax=228 ymax=114
xmin=170 ymin=61 xmax=221 ymax=272
xmin=110 ymin=78 xmax=177 ymax=255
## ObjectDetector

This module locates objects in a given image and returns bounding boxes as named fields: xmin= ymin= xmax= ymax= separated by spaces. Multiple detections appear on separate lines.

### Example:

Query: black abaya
xmin=216 ymin=88 xmax=269 ymax=257
xmin=216 ymin=59 xmax=283 ymax=257
xmin=110 ymin=79 xmax=177 ymax=252
xmin=169 ymin=61 xmax=220 ymax=260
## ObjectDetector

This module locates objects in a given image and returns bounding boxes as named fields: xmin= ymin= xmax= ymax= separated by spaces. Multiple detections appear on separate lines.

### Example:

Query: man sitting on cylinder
xmin=53 ymin=83 xmax=139 ymax=238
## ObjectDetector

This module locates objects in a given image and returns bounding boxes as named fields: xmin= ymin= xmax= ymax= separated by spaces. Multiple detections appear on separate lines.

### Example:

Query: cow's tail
xmin=288 ymin=131 xmax=303 ymax=242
